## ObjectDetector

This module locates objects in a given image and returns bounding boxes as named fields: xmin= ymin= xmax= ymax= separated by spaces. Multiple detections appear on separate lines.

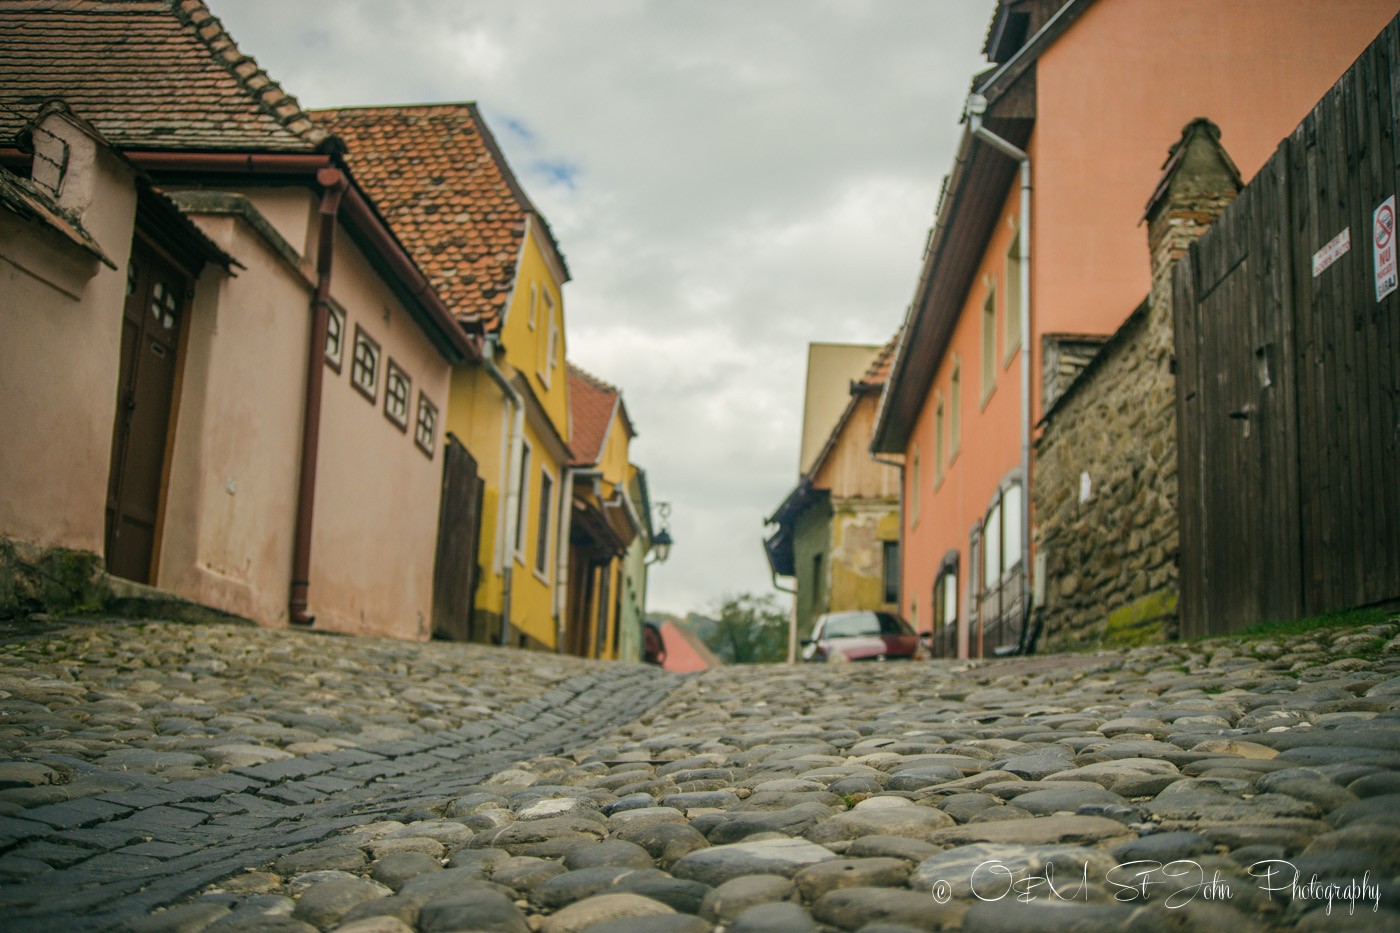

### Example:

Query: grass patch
xmin=1231 ymin=605 xmax=1396 ymax=642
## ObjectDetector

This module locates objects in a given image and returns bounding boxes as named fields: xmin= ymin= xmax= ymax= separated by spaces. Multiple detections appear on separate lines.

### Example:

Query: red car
xmin=800 ymin=611 xmax=928 ymax=662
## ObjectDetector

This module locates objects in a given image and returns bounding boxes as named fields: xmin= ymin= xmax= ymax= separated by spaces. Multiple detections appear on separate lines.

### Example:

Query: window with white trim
xmin=535 ymin=468 xmax=554 ymax=577
xmin=881 ymin=541 xmax=899 ymax=605
xmin=414 ymin=392 xmax=437 ymax=458
xmin=981 ymin=284 xmax=997 ymax=401
xmin=934 ymin=392 xmax=945 ymax=486
xmin=351 ymin=326 xmax=380 ymax=402
xmin=325 ymin=306 xmax=345 ymax=372
xmin=1005 ymin=227 xmax=1022 ymax=365
xmin=514 ymin=442 xmax=532 ymax=561
xmin=950 ymin=356 xmax=961 ymax=456
xmin=527 ymin=283 xmax=538 ymax=330
xmin=384 ymin=360 xmax=410 ymax=431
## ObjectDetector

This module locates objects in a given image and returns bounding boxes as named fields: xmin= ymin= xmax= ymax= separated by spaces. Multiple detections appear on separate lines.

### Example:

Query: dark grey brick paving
xmin=0 ymin=660 xmax=682 ymax=929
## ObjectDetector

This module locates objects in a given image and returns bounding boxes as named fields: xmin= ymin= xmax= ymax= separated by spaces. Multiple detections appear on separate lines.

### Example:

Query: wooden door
xmin=105 ymin=238 xmax=186 ymax=583
xmin=432 ymin=434 xmax=483 ymax=641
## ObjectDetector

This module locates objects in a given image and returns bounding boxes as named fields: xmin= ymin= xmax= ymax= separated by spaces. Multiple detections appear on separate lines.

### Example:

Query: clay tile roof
xmin=855 ymin=329 xmax=901 ymax=391
xmin=0 ymin=1 xmax=330 ymax=153
xmin=313 ymin=103 xmax=568 ymax=333
xmin=567 ymin=362 xmax=622 ymax=467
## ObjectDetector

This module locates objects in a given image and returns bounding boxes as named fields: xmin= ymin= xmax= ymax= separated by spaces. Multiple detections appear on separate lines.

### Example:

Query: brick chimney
xmin=1143 ymin=119 xmax=1243 ymax=311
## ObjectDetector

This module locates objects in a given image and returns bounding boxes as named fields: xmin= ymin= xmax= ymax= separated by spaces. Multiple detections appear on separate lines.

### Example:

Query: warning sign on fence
xmin=1376 ymin=195 xmax=1397 ymax=302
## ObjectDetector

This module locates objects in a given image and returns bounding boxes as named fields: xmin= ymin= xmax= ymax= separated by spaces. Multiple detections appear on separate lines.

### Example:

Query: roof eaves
xmin=174 ymin=0 xmax=334 ymax=154
xmin=0 ymin=164 xmax=114 ymax=267
xmin=974 ymin=0 xmax=1097 ymax=104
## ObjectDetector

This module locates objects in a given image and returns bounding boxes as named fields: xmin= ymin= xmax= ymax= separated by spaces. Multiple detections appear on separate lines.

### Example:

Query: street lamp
xmin=647 ymin=502 xmax=673 ymax=565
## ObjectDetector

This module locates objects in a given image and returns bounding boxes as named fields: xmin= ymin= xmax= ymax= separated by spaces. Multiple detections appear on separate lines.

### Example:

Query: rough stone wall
xmin=1033 ymin=300 xmax=1180 ymax=650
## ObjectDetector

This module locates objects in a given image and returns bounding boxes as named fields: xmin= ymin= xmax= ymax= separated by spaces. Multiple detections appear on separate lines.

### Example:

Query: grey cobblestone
xmin=2 ymin=616 xmax=1399 ymax=929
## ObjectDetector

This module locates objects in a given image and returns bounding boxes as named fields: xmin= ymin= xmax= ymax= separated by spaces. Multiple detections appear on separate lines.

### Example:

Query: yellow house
xmin=563 ymin=365 xmax=641 ymax=659
xmin=316 ymin=103 xmax=574 ymax=650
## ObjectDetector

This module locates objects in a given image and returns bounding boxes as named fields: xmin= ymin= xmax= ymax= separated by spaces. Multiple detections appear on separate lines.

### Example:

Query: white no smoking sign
xmin=1375 ymin=195 xmax=1397 ymax=302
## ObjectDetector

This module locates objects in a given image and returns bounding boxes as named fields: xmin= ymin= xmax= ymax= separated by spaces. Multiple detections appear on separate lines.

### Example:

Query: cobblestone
xmin=1 ymin=616 xmax=1399 ymax=929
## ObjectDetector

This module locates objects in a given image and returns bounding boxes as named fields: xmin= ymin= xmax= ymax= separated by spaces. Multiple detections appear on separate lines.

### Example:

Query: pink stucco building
xmin=872 ymin=0 xmax=1398 ymax=657
xmin=0 ymin=3 xmax=478 ymax=638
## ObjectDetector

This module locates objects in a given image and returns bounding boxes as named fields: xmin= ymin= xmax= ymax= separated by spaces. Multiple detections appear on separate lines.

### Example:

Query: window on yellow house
xmin=535 ymin=469 xmax=553 ymax=578
xmin=514 ymin=442 xmax=532 ymax=562
xmin=528 ymin=283 xmax=538 ymax=330
xmin=538 ymin=291 xmax=557 ymax=388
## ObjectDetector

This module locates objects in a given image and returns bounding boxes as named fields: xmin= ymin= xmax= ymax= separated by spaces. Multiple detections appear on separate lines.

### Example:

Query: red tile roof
xmin=0 ymin=1 xmax=329 ymax=153
xmin=567 ymin=362 xmax=622 ymax=467
xmin=855 ymin=330 xmax=901 ymax=391
xmin=313 ymin=103 xmax=567 ymax=333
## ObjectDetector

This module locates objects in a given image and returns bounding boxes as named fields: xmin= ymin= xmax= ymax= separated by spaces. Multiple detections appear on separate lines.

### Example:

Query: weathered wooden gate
xmin=1174 ymin=18 xmax=1400 ymax=636
xmin=431 ymin=433 xmax=483 ymax=641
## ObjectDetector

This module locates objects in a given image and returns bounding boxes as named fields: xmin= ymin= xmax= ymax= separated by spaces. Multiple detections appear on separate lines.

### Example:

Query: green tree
xmin=703 ymin=592 xmax=788 ymax=664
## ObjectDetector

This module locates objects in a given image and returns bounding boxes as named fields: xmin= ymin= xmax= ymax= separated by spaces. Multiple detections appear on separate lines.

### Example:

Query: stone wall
xmin=1033 ymin=120 xmax=1240 ymax=651
xmin=1033 ymin=299 xmax=1180 ymax=650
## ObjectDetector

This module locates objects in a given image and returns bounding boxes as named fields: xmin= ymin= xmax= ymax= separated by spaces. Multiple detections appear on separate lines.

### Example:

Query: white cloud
xmin=215 ymin=0 xmax=998 ymax=613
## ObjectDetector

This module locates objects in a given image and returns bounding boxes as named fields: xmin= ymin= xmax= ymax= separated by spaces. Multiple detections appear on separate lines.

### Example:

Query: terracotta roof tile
xmin=856 ymin=330 xmax=901 ymax=390
xmin=0 ymin=1 xmax=329 ymax=153
xmin=313 ymin=103 xmax=566 ymax=332
xmin=567 ymin=362 xmax=620 ymax=467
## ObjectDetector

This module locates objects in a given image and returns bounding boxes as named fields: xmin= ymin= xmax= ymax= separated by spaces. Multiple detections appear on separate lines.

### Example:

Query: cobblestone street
xmin=1 ymin=616 xmax=1399 ymax=932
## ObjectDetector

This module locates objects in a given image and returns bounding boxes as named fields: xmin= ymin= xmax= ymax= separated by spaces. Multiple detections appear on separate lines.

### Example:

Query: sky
xmin=214 ymin=0 xmax=1001 ymax=617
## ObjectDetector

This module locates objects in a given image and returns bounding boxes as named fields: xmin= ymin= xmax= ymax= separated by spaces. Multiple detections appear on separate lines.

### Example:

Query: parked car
xmin=800 ymin=611 xmax=927 ymax=662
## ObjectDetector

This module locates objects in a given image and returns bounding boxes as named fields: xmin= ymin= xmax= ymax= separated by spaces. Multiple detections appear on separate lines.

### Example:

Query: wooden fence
xmin=1173 ymin=17 xmax=1399 ymax=636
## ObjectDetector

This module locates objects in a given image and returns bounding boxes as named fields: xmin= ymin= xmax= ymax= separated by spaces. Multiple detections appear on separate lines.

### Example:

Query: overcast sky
xmin=215 ymin=0 xmax=1000 ymax=617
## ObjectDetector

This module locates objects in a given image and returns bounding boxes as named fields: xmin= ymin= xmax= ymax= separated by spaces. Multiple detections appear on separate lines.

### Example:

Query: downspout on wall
xmin=553 ymin=467 xmax=581 ymax=651
xmin=966 ymin=93 xmax=1034 ymax=654
xmin=289 ymin=167 xmax=348 ymax=626
xmin=481 ymin=336 xmax=525 ymax=646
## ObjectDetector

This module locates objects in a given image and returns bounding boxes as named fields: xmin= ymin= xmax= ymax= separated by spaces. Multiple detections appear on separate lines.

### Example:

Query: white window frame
xmin=414 ymin=392 xmax=438 ymax=459
xmin=933 ymin=391 xmax=945 ymax=487
xmin=981 ymin=282 xmax=997 ymax=405
xmin=351 ymin=325 xmax=380 ymax=402
xmin=538 ymin=290 xmax=558 ymax=388
xmin=384 ymin=359 xmax=410 ymax=431
xmin=950 ymin=356 xmax=961 ymax=459
xmin=325 ymin=305 xmax=345 ymax=372
xmin=1004 ymin=223 xmax=1022 ymax=367
xmin=514 ymin=441 xmax=532 ymax=563
xmin=527 ymin=282 xmax=538 ymax=330
xmin=534 ymin=465 xmax=554 ymax=581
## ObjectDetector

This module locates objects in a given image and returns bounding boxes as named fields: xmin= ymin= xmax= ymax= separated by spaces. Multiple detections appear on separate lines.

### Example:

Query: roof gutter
xmin=289 ymin=166 xmax=348 ymax=626
xmin=122 ymin=150 xmax=480 ymax=365
xmin=966 ymin=93 xmax=1034 ymax=657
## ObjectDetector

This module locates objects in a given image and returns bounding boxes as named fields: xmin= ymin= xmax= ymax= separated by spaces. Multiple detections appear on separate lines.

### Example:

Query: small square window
xmin=414 ymin=392 xmax=438 ymax=458
xmin=384 ymin=360 xmax=411 ymax=431
xmin=325 ymin=306 xmax=345 ymax=372
xmin=351 ymin=326 xmax=380 ymax=402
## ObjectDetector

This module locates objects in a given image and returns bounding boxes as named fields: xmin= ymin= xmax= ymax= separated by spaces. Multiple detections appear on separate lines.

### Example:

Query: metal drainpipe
xmin=289 ymin=167 xmax=348 ymax=626
xmin=481 ymin=337 xmax=524 ymax=646
xmin=966 ymin=93 xmax=1033 ymax=654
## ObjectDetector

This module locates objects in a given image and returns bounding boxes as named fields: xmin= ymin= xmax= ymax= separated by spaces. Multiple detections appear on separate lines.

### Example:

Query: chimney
xmin=1143 ymin=119 xmax=1243 ymax=310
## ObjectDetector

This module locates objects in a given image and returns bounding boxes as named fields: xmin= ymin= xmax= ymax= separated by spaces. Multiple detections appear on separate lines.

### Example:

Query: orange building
xmin=871 ymin=0 xmax=1397 ymax=657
